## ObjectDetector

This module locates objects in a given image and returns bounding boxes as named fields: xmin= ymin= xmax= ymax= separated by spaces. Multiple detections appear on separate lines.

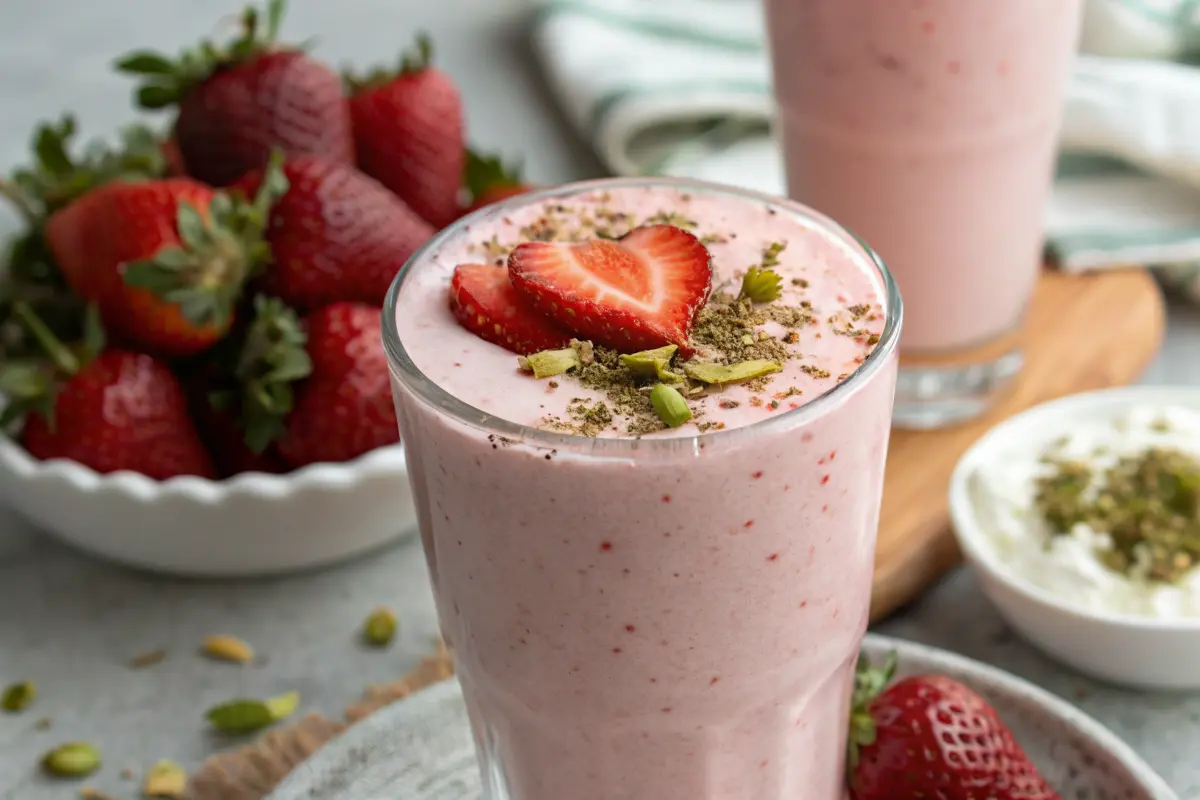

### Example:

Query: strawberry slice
xmin=450 ymin=263 xmax=572 ymax=355
xmin=508 ymin=225 xmax=712 ymax=356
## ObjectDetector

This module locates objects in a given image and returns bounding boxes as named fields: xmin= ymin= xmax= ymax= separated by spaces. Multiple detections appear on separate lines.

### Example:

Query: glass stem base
xmin=892 ymin=330 xmax=1023 ymax=430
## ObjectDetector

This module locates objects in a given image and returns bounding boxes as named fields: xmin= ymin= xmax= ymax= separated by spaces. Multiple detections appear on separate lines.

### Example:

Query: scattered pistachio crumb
xmin=206 ymin=691 xmax=300 ymax=735
xmin=200 ymin=635 xmax=254 ymax=664
xmin=362 ymin=607 xmax=398 ymax=648
xmin=2 ymin=680 xmax=35 ymax=713
xmin=42 ymin=742 xmax=101 ymax=778
xmin=142 ymin=760 xmax=187 ymax=799
xmin=79 ymin=789 xmax=117 ymax=800
xmin=128 ymin=649 xmax=167 ymax=669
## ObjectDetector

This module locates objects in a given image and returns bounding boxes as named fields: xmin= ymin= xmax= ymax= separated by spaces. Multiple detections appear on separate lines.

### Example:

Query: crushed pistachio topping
xmin=1034 ymin=446 xmax=1200 ymax=583
xmin=650 ymin=384 xmax=692 ymax=428
xmin=482 ymin=196 xmax=882 ymax=436
xmin=740 ymin=266 xmax=783 ymax=303
xmin=518 ymin=347 xmax=581 ymax=379
xmin=620 ymin=345 xmax=684 ymax=382
xmin=684 ymin=360 xmax=782 ymax=385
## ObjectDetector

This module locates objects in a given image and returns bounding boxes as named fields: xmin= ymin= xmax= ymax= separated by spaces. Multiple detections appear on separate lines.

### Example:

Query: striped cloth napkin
xmin=531 ymin=0 xmax=1200 ymax=301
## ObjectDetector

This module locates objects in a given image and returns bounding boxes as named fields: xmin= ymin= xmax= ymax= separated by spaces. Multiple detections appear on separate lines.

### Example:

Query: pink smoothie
xmin=765 ymin=0 xmax=1082 ymax=353
xmin=387 ymin=180 xmax=899 ymax=800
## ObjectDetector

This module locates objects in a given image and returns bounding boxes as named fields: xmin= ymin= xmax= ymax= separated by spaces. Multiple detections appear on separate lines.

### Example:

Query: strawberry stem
xmin=115 ymin=0 xmax=291 ymax=110
xmin=463 ymin=148 xmax=523 ymax=201
xmin=0 ymin=179 xmax=39 ymax=225
xmin=846 ymin=650 xmax=897 ymax=772
xmin=121 ymin=149 xmax=288 ymax=329
xmin=12 ymin=301 xmax=79 ymax=375
xmin=234 ymin=295 xmax=312 ymax=453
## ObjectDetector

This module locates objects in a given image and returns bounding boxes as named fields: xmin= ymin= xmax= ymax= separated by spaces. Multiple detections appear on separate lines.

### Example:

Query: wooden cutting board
xmin=869 ymin=267 xmax=1166 ymax=621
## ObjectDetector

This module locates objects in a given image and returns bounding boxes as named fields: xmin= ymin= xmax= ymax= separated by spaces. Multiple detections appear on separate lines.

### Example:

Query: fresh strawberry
xmin=115 ymin=0 xmax=354 ymax=187
xmin=43 ymin=161 xmax=286 ymax=357
xmin=347 ymin=35 xmax=464 ymax=229
xmin=161 ymin=134 xmax=186 ymax=177
xmin=508 ymin=225 xmax=712 ymax=356
xmin=234 ymin=156 xmax=434 ymax=313
xmin=0 ymin=117 xmax=178 ymax=361
xmin=0 ymin=304 xmax=214 ymax=480
xmin=463 ymin=149 xmax=533 ymax=214
xmin=450 ymin=263 xmax=571 ymax=355
xmin=258 ymin=302 xmax=399 ymax=468
xmin=849 ymin=654 xmax=1061 ymax=800
xmin=195 ymin=398 xmax=288 ymax=477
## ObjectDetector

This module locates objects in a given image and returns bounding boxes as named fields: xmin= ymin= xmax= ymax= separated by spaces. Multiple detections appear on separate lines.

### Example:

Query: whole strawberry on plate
xmin=235 ymin=155 xmax=435 ymax=312
xmin=347 ymin=34 xmax=464 ymax=229
xmin=0 ymin=303 xmax=215 ymax=480
xmin=848 ymin=654 xmax=1062 ymax=800
xmin=462 ymin=149 xmax=534 ymax=215
xmin=115 ymin=0 xmax=354 ymax=186
xmin=43 ymin=156 xmax=288 ymax=357
xmin=230 ymin=299 xmax=398 ymax=468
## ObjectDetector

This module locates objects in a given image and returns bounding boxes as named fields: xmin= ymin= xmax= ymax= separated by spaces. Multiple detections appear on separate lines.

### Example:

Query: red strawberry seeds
xmin=236 ymin=155 xmax=435 ymax=313
xmin=450 ymin=263 xmax=571 ymax=355
xmin=850 ymin=657 xmax=1062 ymax=800
xmin=508 ymin=225 xmax=712 ymax=355
xmin=348 ymin=35 xmax=465 ymax=229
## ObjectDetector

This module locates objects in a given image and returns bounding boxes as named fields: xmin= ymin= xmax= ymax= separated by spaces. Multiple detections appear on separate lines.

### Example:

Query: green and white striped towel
xmin=532 ymin=0 xmax=1200 ymax=300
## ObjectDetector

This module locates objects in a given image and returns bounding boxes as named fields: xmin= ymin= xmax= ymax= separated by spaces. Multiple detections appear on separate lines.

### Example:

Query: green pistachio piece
xmin=2 ymin=680 xmax=35 ymax=713
xmin=740 ymin=265 xmax=783 ymax=303
xmin=683 ymin=360 xmax=783 ymax=385
xmin=619 ymin=345 xmax=683 ymax=382
xmin=41 ymin=742 xmax=101 ymax=778
xmin=650 ymin=384 xmax=692 ymax=428
xmin=362 ymin=607 xmax=398 ymax=648
xmin=517 ymin=347 xmax=581 ymax=379
xmin=205 ymin=690 xmax=300 ymax=734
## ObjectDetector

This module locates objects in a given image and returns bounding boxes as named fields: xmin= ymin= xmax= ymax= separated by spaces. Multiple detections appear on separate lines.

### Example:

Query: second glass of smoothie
xmin=764 ymin=0 xmax=1083 ymax=428
xmin=385 ymin=178 xmax=901 ymax=799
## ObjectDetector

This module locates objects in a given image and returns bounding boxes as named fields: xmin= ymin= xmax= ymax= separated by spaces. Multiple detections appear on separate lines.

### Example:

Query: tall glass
xmin=383 ymin=178 xmax=901 ymax=800
xmin=764 ymin=0 xmax=1083 ymax=428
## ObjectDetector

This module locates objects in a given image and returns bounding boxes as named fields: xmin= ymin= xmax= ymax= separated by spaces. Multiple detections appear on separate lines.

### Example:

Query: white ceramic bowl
xmin=0 ymin=436 xmax=417 ymax=577
xmin=949 ymin=386 xmax=1200 ymax=691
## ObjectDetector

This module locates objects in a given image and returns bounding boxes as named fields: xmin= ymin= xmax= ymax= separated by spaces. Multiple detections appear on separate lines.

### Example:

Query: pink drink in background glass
xmin=384 ymin=178 xmax=900 ymax=800
xmin=764 ymin=0 xmax=1083 ymax=428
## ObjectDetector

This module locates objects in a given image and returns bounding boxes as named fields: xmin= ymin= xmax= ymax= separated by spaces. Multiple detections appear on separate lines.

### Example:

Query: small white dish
xmin=264 ymin=634 xmax=1175 ymax=800
xmin=950 ymin=386 xmax=1200 ymax=690
xmin=0 ymin=436 xmax=417 ymax=577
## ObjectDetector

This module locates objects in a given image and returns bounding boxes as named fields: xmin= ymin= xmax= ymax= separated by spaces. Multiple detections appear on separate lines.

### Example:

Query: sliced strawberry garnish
xmin=450 ymin=263 xmax=572 ymax=355
xmin=508 ymin=225 xmax=712 ymax=356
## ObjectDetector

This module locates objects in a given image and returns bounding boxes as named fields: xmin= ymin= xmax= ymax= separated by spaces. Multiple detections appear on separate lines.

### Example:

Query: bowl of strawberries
xmin=0 ymin=1 xmax=528 ymax=576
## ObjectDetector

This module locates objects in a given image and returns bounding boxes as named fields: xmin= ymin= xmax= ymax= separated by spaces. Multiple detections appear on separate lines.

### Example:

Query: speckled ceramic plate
xmin=267 ymin=634 xmax=1176 ymax=800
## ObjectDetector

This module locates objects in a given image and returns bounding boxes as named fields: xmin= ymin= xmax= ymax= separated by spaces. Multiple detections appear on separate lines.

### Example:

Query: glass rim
xmin=381 ymin=176 xmax=903 ymax=453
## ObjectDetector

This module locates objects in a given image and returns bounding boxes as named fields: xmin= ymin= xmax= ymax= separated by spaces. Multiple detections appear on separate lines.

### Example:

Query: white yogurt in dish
xmin=968 ymin=404 xmax=1200 ymax=620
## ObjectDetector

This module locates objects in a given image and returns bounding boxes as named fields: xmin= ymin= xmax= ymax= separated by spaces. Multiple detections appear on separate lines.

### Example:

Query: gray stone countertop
xmin=2 ymin=1 xmax=1199 ymax=798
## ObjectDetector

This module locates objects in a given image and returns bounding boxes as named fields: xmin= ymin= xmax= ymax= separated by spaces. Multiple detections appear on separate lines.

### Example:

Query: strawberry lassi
xmin=764 ymin=0 xmax=1083 ymax=426
xmin=384 ymin=178 xmax=900 ymax=800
